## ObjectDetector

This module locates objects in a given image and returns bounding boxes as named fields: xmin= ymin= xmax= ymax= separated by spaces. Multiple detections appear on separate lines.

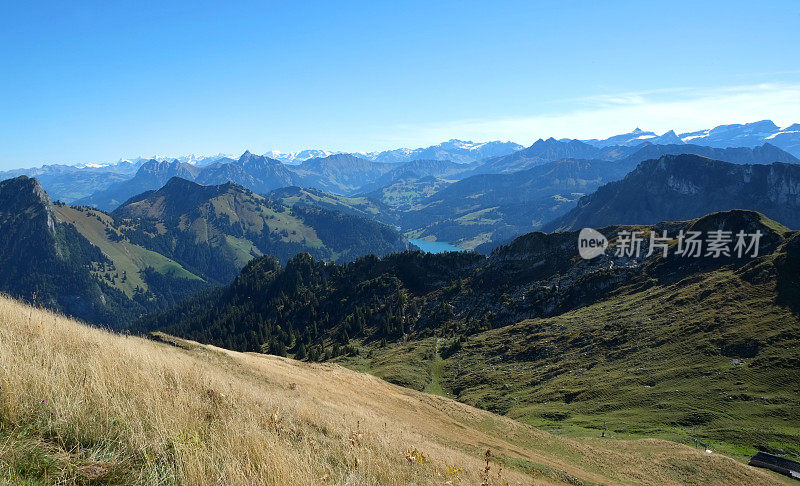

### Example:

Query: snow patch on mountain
xmin=358 ymin=139 xmax=524 ymax=164
xmin=265 ymin=149 xmax=346 ymax=164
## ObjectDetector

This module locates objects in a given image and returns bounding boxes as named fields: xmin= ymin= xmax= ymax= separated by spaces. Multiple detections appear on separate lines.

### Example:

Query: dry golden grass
xmin=0 ymin=295 xmax=789 ymax=485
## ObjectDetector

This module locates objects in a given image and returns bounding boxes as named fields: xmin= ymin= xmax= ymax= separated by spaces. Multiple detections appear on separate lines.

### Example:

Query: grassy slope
xmin=53 ymin=205 xmax=202 ymax=296
xmin=372 ymin=178 xmax=451 ymax=211
xmin=274 ymin=188 xmax=383 ymax=218
xmin=0 ymin=296 xmax=789 ymax=485
xmin=197 ymin=192 xmax=324 ymax=266
xmin=189 ymin=192 xmax=321 ymax=247
xmin=330 ymin=224 xmax=800 ymax=462
xmin=350 ymin=263 xmax=800 ymax=459
xmin=128 ymin=190 xmax=327 ymax=270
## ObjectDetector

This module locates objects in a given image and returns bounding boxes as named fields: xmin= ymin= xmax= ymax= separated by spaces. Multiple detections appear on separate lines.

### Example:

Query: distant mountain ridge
xmin=544 ymin=154 xmax=800 ymax=232
xmin=196 ymin=150 xmax=299 ymax=192
xmin=288 ymin=154 xmax=395 ymax=194
xmin=0 ymin=164 xmax=133 ymax=203
xmin=12 ymin=121 xmax=796 ymax=175
xmin=359 ymin=139 xmax=524 ymax=164
xmin=471 ymin=138 xmax=608 ymax=174
xmin=250 ymin=139 xmax=524 ymax=165
xmin=75 ymin=159 xmax=202 ymax=210
xmin=401 ymin=143 xmax=798 ymax=250
xmin=471 ymin=138 xmax=798 ymax=175
xmin=580 ymin=128 xmax=685 ymax=147
xmin=5 ymin=123 xmax=798 ymax=207
xmin=1 ymin=139 xmax=522 ymax=203
xmin=265 ymin=149 xmax=343 ymax=164
xmin=581 ymin=120 xmax=800 ymax=157
xmin=76 ymin=152 xmax=301 ymax=211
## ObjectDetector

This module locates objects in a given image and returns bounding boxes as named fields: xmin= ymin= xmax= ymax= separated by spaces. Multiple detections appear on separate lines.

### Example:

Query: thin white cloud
xmin=385 ymin=83 xmax=800 ymax=146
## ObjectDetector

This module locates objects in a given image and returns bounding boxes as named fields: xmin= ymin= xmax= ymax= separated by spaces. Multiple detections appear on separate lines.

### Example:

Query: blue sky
xmin=1 ymin=0 xmax=799 ymax=169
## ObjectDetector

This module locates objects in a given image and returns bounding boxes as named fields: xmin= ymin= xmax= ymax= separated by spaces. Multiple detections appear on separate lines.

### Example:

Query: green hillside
xmin=139 ymin=209 xmax=800 ymax=458
xmin=365 ymin=175 xmax=453 ymax=211
xmin=439 ymin=261 xmax=800 ymax=456
xmin=0 ymin=176 xmax=206 ymax=327
xmin=53 ymin=204 xmax=202 ymax=296
xmin=114 ymin=178 xmax=411 ymax=283
xmin=0 ymin=176 xmax=411 ymax=328
xmin=268 ymin=186 xmax=387 ymax=220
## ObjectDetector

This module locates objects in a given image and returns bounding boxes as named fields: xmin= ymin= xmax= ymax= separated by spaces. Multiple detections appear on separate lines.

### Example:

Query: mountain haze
xmin=581 ymin=128 xmax=685 ymax=147
xmin=582 ymin=120 xmax=800 ymax=157
xmin=76 ymin=159 xmax=201 ymax=210
xmin=196 ymin=150 xmax=298 ymax=192
xmin=362 ymin=139 xmax=524 ymax=164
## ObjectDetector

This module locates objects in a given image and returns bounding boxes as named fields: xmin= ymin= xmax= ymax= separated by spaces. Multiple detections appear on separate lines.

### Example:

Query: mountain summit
xmin=113 ymin=177 xmax=411 ymax=282
xmin=580 ymin=120 xmax=800 ymax=156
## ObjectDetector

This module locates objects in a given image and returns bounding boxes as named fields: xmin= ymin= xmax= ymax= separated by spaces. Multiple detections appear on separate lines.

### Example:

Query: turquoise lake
xmin=408 ymin=239 xmax=462 ymax=254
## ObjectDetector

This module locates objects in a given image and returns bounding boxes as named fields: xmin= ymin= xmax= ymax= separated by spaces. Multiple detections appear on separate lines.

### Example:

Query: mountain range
xmin=0 ymin=164 xmax=132 ymax=202
xmin=0 ymin=175 xmax=410 ymax=326
xmin=7 ymin=138 xmax=799 ymax=259
xmin=3 ymin=126 xmax=800 ymax=318
xmin=400 ymin=145 xmax=798 ymax=250
xmin=4 ymin=121 xmax=798 ymax=213
xmin=544 ymin=155 xmax=800 ymax=232
xmin=473 ymin=137 xmax=798 ymax=175
xmin=4 ymin=123 xmax=800 ymax=467
xmin=580 ymin=120 xmax=800 ymax=156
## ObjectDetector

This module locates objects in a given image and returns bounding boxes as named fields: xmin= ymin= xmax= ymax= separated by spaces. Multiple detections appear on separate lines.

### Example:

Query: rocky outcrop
xmin=544 ymin=155 xmax=800 ymax=232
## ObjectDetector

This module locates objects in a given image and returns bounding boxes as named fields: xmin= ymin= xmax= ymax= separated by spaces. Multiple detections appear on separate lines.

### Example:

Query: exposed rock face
xmin=0 ymin=176 xmax=57 ymax=230
xmin=76 ymin=159 xmax=201 ymax=210
xmin=0 ymin=176 xmax=60 ymax=256
xmin=544 ymin=155 xmax=800 ymax=232
xmin=197 ymin=151 xmax=298 ymax=193
xmin=0 ymin=176 xmax=111 ymax=320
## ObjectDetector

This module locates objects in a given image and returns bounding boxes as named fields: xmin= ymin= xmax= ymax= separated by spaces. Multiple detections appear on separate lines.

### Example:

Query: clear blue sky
xmin=2 ymin=0 xmax=799 ymax=169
